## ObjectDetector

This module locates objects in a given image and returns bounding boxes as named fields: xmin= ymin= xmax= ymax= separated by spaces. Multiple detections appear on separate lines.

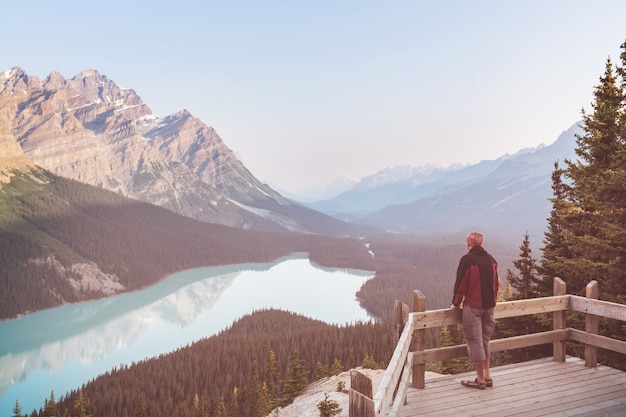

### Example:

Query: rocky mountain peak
xmin=1 ymin=67 xmax=355 ymax=235
xmin=68 ymin=69 xmax=133 ymax=105
xmin=43 ymin=70 xmax=66 ymax=90
xmin=144 ymin=108 xmax=262 ymax=196
xmin=0 ymin=66 xmax=40 ymax=95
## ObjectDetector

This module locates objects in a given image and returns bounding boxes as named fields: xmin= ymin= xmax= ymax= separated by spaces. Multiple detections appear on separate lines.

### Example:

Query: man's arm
xmin=451 ymin=256 xmax=468 ymax=307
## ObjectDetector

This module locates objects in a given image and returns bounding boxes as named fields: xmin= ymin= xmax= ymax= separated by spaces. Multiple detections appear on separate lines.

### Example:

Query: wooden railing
xmin=349 ymin=278 xmax=626 ymax=417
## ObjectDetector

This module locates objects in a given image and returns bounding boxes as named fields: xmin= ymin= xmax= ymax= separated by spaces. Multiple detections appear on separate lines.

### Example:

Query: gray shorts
xmin=462 ymin=306 xmax=495 ymax=361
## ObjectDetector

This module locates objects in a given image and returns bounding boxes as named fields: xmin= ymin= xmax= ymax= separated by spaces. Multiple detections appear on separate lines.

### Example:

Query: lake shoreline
xmin=0 ymin=255 xmax=375 ymax=413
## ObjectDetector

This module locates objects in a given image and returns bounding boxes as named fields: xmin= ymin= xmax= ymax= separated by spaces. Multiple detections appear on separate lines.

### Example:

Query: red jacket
xmin=452 ymin=246 xmax=499 ymax=309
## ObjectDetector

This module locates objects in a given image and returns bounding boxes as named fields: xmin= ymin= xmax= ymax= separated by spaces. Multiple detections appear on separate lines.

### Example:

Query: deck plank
xmin=399 ymin=357 xmax=626 ymax=417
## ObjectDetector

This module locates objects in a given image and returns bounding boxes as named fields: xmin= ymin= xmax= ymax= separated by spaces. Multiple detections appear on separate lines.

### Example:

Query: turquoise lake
xmin=0 ymin=254 xmax=374 ymax=415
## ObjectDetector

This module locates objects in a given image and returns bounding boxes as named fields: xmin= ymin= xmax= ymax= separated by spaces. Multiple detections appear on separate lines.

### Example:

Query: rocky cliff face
xmin=0 ymin=122 xmax=34 ymax=183
xmin=0 ymin=67 xmax=351 ymax=233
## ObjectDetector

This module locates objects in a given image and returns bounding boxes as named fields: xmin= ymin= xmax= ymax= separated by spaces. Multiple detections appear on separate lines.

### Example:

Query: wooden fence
xmin=349 ymin=278 xmax=626 ymax=417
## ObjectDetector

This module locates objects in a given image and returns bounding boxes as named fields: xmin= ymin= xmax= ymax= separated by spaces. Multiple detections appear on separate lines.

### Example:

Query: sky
xmin=2 ymin=1 xmax=626 ymax=197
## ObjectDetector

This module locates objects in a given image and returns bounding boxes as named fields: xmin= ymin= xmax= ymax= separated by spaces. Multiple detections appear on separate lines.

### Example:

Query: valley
xmin=0 ymin=66 xmax=564 ymax=416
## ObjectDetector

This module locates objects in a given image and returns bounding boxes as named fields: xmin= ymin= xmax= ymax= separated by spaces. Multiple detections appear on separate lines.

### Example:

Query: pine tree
xmin=538 ymin=162 xmax=574 ymax=295
xmin=315 ymin=361 xmax=329 ymax=380
xmin=439 ymin=325 xmax=454 ymax=347
xmin=361 ymin=348 xmax=377 ymax=370
xmin=507 ymin=232 xmax=540 ymax=299
xmin=261 ymin=382 xmax=272 ymax=416
xmin=567 ymin=57 xmax=625 ymax=292
xmin=228 ymin=387 xmax=240 ymax=417
xmin=73 ymin=388 xmax=92 ymax=417
xmin=347 ymin=349 xmax=356 ymax=369
xmin=437 ymin=325 xmax=467 ymax=373
xmin=214 ymin=395 xmax=226 ymax=417
xmin=316 ymin=393 xmax=342 ymax=417
xmin=534 ymin=42 xmax=626 ymax=371
xmin=505 ymin=281 xmax=514 ymax=301
xmin=245 ymin=361 xmax=266 ymax=417
xmin=331 ymin=358 xmax=343 ymax=376
xmin=12 ymin=399 xmax=23 ymax=417
xmin=265 ymin=350 xmax=278 ymax=406
xmin=279 ymin=351 xmax=309 ymax=406
xmin=42 ymin=391 xmax=57 ymax=417
xmin=499 ymin=233 xmax=552 ymax=362
xmin=192 ymin=394 xmax=203 ymax=417
xmin=541 ymin=47 xmax=626 ymax=295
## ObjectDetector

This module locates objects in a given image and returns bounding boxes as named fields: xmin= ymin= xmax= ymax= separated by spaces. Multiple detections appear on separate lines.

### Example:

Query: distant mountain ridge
xmin=0 ymin=67 xmax=367 ymax=236
xmin=309 ymin=123 xmax=582 ymax=242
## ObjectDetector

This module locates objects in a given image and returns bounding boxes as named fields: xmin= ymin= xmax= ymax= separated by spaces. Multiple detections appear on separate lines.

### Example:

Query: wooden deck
xmin=349 ymin=283 xmax=626 ymax=417
xmin=399 ymin=356 xmax=626 ymax=417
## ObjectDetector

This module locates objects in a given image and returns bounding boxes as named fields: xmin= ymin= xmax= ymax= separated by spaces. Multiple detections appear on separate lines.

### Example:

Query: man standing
xmin=450 ymin=232 xmax=499 ymax=390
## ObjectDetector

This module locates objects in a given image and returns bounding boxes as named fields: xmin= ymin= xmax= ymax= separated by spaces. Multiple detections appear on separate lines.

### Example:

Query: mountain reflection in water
xmin=0 ymin=254 xmax=373 ymax=413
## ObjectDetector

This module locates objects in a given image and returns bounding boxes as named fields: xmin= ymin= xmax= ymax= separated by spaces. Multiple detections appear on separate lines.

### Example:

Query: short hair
xmin=466 ymin=232 xmax=483 ymax=247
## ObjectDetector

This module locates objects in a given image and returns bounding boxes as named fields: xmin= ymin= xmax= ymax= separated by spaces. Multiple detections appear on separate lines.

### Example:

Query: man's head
xmin=466 ymin=232 xmax=483 ymax=248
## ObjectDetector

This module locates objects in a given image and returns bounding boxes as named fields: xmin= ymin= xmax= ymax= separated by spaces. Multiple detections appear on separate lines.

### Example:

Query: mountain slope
xmin=0 ymin=67 xmax=367 ymax=236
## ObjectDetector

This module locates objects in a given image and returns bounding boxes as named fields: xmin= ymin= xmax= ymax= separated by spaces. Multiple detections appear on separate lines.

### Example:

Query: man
xmin=450 ymin=231 xmax=499 ymax=390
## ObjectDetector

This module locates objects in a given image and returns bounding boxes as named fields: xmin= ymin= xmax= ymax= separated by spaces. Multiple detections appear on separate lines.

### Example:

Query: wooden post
xmin=553 ymin=277 xmax=567 ymax=362
xmin=584 ymin=280 xmax=598 ymax=367
xmin=411 ymin=290 xmax=426 ymax=388
xmin=349 ymin=370 xmax=374 ymax=417
xmin=394 ymin=300 xmax=409 ymax=342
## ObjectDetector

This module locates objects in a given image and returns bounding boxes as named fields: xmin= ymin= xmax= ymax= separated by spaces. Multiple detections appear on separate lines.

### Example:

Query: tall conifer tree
xmin=507 ymin=232 xmax=540 ymax=299
xmin=12 ymin=399 xmax=23 ymax=417
xmin=538 ymin=162 xmax=573 ymax=295
xmin=279 ymin=351 xmax=309 ymax=406
xmin=541 ymin=42 xmax=626 ymax=295
xmin=228 ymin=387 xmax=239 ymax=417
xmin=265 ymin=350 xmax=278 ymax=407
xmin=245 ymin=361 xmax=266 ymax=417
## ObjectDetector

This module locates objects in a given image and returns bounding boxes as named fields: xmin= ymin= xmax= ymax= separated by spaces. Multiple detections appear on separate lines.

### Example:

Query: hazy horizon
xmin=2 ymin=1 xmax=625 ymax=194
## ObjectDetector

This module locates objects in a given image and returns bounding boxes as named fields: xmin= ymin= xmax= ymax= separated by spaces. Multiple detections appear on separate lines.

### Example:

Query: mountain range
xmin=2 ymin=66 xmax=582 ymax=247
xmin=307 ymin=122 xmax=582 ymax=244
xmin=0 ymin=67 xmax=368 ymax=236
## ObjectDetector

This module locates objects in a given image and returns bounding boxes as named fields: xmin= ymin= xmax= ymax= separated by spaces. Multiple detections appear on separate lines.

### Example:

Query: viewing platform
xmin=349 ymin=278 xmax=626 ymax=416
xmin=399 ymin=356 xmax=626 ymax=416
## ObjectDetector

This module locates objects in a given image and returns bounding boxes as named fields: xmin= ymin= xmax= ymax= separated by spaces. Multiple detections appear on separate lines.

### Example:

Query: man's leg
xmin=474 ymin=359 xmax=486 ymax=383
xmin=462 ymin=307 xmax=487 ymax=388
xmin=482 ymin=308 xmax=495 ymax=384
xmin=484 ymin=358 xmax=491 ymax=380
